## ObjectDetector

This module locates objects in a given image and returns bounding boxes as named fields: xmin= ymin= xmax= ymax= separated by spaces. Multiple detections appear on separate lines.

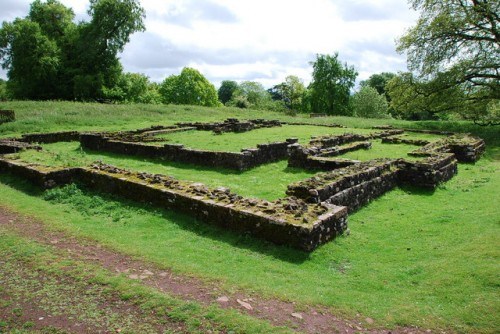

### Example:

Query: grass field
xmin=0 ymin=101 xmax=499 ymax=333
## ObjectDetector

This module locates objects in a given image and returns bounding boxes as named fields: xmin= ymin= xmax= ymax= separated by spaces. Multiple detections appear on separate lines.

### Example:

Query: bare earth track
xmin=0 ymin=206 xmax=436 ymax=333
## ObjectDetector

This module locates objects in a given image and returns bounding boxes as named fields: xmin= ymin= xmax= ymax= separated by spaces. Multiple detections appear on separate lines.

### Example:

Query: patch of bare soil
xmin=0 ymin=206 xmax=432 ymax=334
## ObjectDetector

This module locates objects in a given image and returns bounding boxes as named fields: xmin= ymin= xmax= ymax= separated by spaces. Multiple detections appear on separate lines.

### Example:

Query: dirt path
xmin=0 ymin=206 xmax=429 ymax=334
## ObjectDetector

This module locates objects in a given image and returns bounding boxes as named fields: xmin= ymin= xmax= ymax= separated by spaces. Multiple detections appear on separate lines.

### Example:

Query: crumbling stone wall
xmin=410 ymin=134 xmax=485 ymax=162
xmin=381 ymin=136 xmax=430 ymax=146
xmin=397 ymin=154 xmax=457 ymax=189
xmin=176 ymin=118 xmax=282 ymax=134
xmin=80 ymin=133 xmax=298 ymax=170
xmin=0 ymin=157 xmax=348 ymax=251
xmin=0 ymin=140 xmax=41 ymax=154
xmin=0 ymin=110 xmax=15 ymax=124
xmin=20 ymin=131 xmax=80 ymax=144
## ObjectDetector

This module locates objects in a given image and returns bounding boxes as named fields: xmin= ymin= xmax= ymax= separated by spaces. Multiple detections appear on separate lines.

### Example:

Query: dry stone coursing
xmin=410 ymin=134 xmax=485 ymax=162
xmin=20 ymin=131 xmax=80 ymax=144
xmin=80 ymin=132 xmax=298 ymax=171
xmin=0 ymin=157 xmax=348 ymax=251
xmin=381 ymin=136 xmax=430 ymax=146
xmin=176 ymin=118 xmax=282 ymax=134
xmin=0 ymin=140 xmax=41 ymax=154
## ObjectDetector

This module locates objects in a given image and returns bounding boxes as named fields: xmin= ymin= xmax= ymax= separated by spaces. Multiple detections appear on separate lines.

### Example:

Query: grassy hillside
xmin=0 ymin=101 xmax=498 ymax=332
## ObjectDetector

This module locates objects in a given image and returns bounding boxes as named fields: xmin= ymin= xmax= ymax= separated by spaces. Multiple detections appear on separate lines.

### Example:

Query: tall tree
xmin=397 ymin=0 xmax=499 ymax=124
xmin=269 ymin=75 xmax=306 ymax=111
xmin=309 ymin=53 xmax=357 ymax=116
xmin=218 ymin=80 xmax=238 ymax=104
xmin=0 ymin=0 xmax=145 ymax=100
xmin=160 ymin=67 xmax=219 ymax=107
xmin=360 ymin=72 xmax=395 ymax=98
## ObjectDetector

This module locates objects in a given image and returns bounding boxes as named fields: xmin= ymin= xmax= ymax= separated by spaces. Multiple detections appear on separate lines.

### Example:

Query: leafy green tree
xmin=160 ymin=67 xmax=220 ymax=107
xmin=352 ymin=86 xmax=390 ymax=119
xmin=0 ymin=0 xmax=145 ymax=101
xmin=309 ymin=53 xmax=357 ymax=115
xmin=269 ymin=75 xmax=306 ymax=112
xmin=397 ymin=0 xmax=499 ymax=124
xmin=218 ymin=80 xmax=238 ymax=104
xmin=386 ymin=72 xmax=467 ymax=120
xmin=0 ymin=18 xmax=61 ymax=99
xmin=360 ymin=72 xmax=395 ymax=98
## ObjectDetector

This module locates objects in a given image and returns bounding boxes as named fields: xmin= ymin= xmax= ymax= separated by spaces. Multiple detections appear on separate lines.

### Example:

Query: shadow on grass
xmin=398 ymin=184 xmax=436 ymax=196
xmin=0 ymin=173 xmax=311 ymax=264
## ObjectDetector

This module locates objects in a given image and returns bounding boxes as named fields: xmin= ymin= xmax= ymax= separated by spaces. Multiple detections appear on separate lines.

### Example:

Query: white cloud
xmin=0 ymin=0 xmax=418 ymax=87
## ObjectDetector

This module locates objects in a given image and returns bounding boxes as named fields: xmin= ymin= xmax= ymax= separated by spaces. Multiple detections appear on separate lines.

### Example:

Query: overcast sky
xmin=0 ymin=0 xmax=418 ymax=88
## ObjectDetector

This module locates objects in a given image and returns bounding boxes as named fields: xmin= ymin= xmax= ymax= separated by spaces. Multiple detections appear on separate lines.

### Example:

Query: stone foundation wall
xmin=80 ymin=133 xmax=297 ymax=170
xmin=309 ymin=130 xmax=404 ymax=148
xmin=20 ymin=131 xmax=81 ymax=144
xmin=410 ymin=134 xmax=485 ymax=162
xmin=176 ymin=118 xmax=282 ymax=134
xmin=0 ymin=110 xmax=15 ymax=124
xmin=0 ymin=157 xmax=348 ymax=251
xmin=397 ymin=154 xmax=458 ymax=188
xmin=287 ymin=160 xmax=396 ymax=203
xmin=0 ymin=140 xmax=41 ymax=154
xmin=0 ymin=158 xmax=78 ymax=188
xmin=381 ymin=136 xmax=430 ymax=146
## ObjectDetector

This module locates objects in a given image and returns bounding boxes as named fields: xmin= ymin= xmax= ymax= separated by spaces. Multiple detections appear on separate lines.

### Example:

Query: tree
xmin=352 ymin=86 xmax=390 ymax=119
xmin=360 ymin=72 xmax=395 ymax=98
xmin=269 ymin=75 xmax=306 ymax=112
xmin=397 ymin=0 xmax=499 ymax=124
xmin=0 ymin=0 xmax=145 ymax=100
xmin=218 ymin=80 xmax=238 ymax=105
xmin=309 ymin=53 xmax=357 ymax=115
xmin=0 ymin=18 xmax=61 ymax=99
xmin=160 ymin=67 xmax=220 ymax=107
xmin=386 ymin=71 xmax=490 ymax=121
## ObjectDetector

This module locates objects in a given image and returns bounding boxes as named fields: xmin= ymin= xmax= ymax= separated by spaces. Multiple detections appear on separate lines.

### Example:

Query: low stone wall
xmin=0 ymin=110 xmax=15 ymax=124
xmin=81 ymin=133 xmax=298 ymax=170
xmin=0 ymin=158 xmax=78 ymax=188
xmin=20 ymin=131 xmax=80 ymax=144
xmin=287 ymin=143 xmax=360 ymax=171
xmin=0 ymin=140 xmax=41 ymax=154
xmin=285 ymin=122 xmax=345 ymax=128
xmin=176 ymin=118 xmax=282 ymax=134
xmin=410 ymin=134 xmax=485 ymax=162
xmin=0 ymin=157 xmax=348 ymax=251
xmin=287 ymin=160 xmax=397 ymax=204
xmin=381 ymin=136 xmax=430 ymax=146
xmin=397 ymin=154 xmax=457 ymax=189
xmin=309 ymin=130 xmax=403 ymax=148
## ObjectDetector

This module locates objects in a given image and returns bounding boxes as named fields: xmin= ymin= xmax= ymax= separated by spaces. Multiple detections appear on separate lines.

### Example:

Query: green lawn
xmin=0 ymin=101 xmax=499 ymax=332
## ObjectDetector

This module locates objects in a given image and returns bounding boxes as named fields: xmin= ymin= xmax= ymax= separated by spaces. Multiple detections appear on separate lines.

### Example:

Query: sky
xmin=0 ymin=0 xmax=418 ymax=88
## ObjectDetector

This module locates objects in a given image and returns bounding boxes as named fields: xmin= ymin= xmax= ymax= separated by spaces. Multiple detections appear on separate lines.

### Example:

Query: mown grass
xmin=0 ymin=230 xmax=291 ymax=334
xmin=0 ymin=101 xmax=499 ymax=332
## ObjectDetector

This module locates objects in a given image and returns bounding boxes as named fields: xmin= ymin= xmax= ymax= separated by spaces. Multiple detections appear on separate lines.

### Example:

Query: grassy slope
xmin=0 ymin=101 xmax=499 ymax=332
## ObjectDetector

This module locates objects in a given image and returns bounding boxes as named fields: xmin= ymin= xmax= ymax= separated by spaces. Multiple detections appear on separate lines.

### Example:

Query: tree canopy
xmin=352 ymin=86 xmax=390 ymax=119
xmin=308 ymin=53 xmax=357 ymax=116
xmin=397 ymin=0 xmax=499 ymax=124
xmin=159 ymin=67 xmax=219 ymax=107
xmin=0 ymin=0 xmax=145 ymax=100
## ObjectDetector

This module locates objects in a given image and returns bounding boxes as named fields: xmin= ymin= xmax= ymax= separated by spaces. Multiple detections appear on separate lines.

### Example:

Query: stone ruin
xmin=177 ymin=118 xmax=282 ymax=134
xmin=0 ymin=121 xmax=487 ymax=251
